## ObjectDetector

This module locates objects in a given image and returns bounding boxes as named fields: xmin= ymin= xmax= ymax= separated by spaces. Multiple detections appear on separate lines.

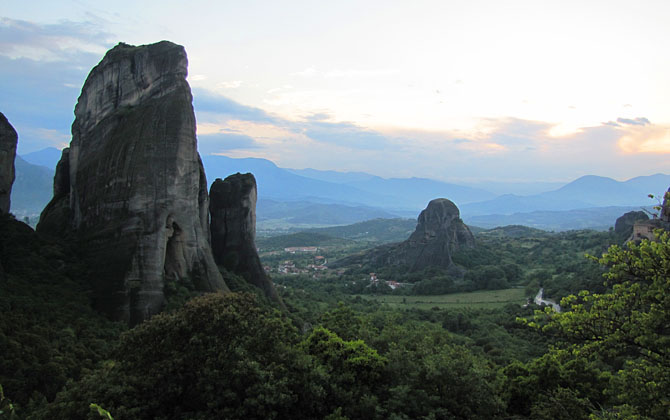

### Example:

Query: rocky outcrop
xmin=614 ymin=210 xmax=648 ymax=238
xmin=0 ymin=113 xmax=18 ymax=213
xmin=628 ymin=187 xmax=670 ymax=242
xmin=210 ymin=173 xmax=282 ymax=304
xmin=334 ymin=198 xmax=474 ymax=273
xmin=38 ymin=41 xmax=227 ymax=324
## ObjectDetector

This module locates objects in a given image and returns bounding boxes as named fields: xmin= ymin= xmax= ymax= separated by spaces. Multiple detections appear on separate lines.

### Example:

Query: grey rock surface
xmin=614 ymin=210 xmax=648 ymax=237
xmin=38 ymin=41 xmax=227 ymax=324
xmin=0 ymin=113 xmax=18 ymax=213
xmin=210 ymin=173 xmax=282 ymax=304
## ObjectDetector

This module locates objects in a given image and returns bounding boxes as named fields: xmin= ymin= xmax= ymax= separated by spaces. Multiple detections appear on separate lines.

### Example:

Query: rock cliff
xmin=210 ymin=173 xmax=282 ymax=304
xmin=0 ymin=113 xmax=18 ymax=213
xmin=334 ymin=198 xmax=474 ymax=273
xmin=614 ymin=210 xmax=648 ymax=238
xmin=38 ymin=41 xmax=227 ymax=324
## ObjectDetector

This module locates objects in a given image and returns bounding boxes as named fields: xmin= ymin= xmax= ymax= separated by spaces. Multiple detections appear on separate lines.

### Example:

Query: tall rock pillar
xmin=210 ymin=173 xmax=282 ymax=304
xmin=38 ymin=41 xmax=227 ymax=324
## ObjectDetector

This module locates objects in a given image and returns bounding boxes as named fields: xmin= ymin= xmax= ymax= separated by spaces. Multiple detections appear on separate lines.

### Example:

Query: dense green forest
xmin=1 ymin=212 xmax=669 ymax=419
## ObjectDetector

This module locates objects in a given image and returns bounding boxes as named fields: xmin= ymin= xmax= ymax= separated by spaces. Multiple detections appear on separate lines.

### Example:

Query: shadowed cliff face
xmin=38 ymin=41 xmax=227 ymax=324
xmin=210 ymin=173 xmax=282 ymax=304
xmin=0 ymin=112 xmax=18 ymax=214
xmin=402 ymin=198 xmax=475 ymax=270
xmin=333 ymin=198 xmax=474 ymax=273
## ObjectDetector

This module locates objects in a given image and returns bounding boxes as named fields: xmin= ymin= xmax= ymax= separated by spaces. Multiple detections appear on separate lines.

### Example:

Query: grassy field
xmin=358 ymin=288 xmax=527 ymax=310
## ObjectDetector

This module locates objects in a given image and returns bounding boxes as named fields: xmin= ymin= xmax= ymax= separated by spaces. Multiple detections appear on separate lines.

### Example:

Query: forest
xmin=1 ymin=211 xmax=669 ymax=419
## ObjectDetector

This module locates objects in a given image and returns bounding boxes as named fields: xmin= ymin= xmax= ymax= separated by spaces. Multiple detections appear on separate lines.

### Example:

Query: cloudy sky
xmin=1 ymin=0 xmax=669 ymax=183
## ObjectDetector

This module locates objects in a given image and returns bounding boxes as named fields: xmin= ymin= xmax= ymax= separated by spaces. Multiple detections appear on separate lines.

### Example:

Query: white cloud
xmin=0 ymin=17 xmax=112 ymax=62
xmin=290 ymin=67 xmax=317 ymax=77
xmin=217 ymin=80 xmax=243 ymax=89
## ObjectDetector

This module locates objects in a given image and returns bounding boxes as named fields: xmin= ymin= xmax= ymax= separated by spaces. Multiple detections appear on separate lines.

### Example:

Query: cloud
xmin=198 ymin=133 xmax=261 ymax=155
xmin=192 ymin=88 xmax=276 ymax=123
xmin=193 ymin=87 xmax=398 ymax=151
xmin=0 ymin=17 xmax=112 ymax=61
xmin=323 ymin=68 xmax=400 ymax=79
xmin=0 ymin=16 xmax=117 ymax=153
xmin=217 ymin=80 xmax=243 ymax=89
xmin=0 ymin=54 xmax=97 ymax=153
xmin=301 ymin=120 xmax=395 ymax=150
xmin=618 ymin=125 xmax=670 ymax=154
xmin=304 ymin=112 xmax=332 ymax=121
xmin=616 ymin=117 xmax=651 ymax=126
xmin=291 ymin=67 xmax=317 ymax=77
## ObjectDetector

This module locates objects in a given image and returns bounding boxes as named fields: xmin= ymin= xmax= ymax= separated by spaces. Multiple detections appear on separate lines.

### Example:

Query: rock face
xmin=387 ymin=198 xmax=474 ymax=271
xmin=0 ymin=113 xmax=18 ymax=213
xmin=210 ymin=173 xmax=281 ymax=303
xmin=335 ymin=198 xmax=474 ymax=273
xmin=628 ymin=187 xmax=670 ymax=242
xmin=38 ymin=41 xmax=227 ymax=324
xmin=614 ymin=210 xmax=648 ymax=238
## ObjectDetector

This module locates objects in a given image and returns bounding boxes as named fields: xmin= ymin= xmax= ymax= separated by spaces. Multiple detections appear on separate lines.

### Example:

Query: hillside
xmin=303 ymin=217 xmax=417 ymax=243
xmin=257 ymin=199 xmax=398 ymax=226
xmin=256 ymin=231 xmax=353 ymax=250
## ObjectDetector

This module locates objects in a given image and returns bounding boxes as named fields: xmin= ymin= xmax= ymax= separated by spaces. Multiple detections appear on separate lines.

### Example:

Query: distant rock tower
xmin=210 ymin=173 xmax=282 ymax=304
xmin=0 ymin=113 xmax=18 ymax=214
xmin=334 ymin=198 xmax=475 ymax=274
xmin=38 ymin=41 xmax=228 ymax=324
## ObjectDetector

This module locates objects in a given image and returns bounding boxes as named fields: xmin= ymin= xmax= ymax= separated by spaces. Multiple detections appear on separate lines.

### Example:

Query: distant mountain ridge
xmin=21 ymin=147 xmax=62 ymax=170
xmin=12 ymin=148 xmax=670 ymax=231
xmin=462 ymin=174 xmax=670 ymax=216
xmin=10 ymin=156 xmax=53 ymax=219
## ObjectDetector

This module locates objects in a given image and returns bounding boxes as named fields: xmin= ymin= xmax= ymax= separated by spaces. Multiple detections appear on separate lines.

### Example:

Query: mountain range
xmin=15 ymin=148 xmax=670 ymax=231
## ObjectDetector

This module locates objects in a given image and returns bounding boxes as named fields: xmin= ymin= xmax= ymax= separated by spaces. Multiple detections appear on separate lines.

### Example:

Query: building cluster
xmin=275 ymin=255 xmax=329 ymax=275
xmin=284 ymin=246 xmax=318 ymax=253
xmin=368 ymin=272 xmax=406 ymax=290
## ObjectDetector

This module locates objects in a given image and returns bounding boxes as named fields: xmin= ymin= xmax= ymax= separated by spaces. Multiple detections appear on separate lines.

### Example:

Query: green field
xmin=358 ymin=288 xmax=527 ymax=309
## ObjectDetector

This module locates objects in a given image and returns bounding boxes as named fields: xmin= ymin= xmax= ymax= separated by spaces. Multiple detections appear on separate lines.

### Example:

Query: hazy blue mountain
xmin=287 ymin=167 xmax=496 ymax=208
xmin=544 ymin=175 xmax=643 ymax=205
xmin=10 ymin=156 xmax=54 ymax=219
xmin=286 ymin=168 xmax=378 ymax=184
xmin=21 ymin=147 xmax=62 ymax=170
xmin=623 ymin=173 xmax=670 ymax=197
xmin=462 ymin=193 xmax=592 ymax=216
xmin=257 ymin=199 xmax=399 ymax=225
xmin=202 ymin=155 xmax=406 ymax=209
xmin=459 ymin=180 xmax=565 ymax=196
xmin=462 ymin=174 xmax=670 ymax=216
xmin=464 ymin=206 xmax=653 ymax=232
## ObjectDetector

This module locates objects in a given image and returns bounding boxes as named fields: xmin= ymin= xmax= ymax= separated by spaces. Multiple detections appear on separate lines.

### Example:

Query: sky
xmin=1 ymin=0 xmax=669 ymax=183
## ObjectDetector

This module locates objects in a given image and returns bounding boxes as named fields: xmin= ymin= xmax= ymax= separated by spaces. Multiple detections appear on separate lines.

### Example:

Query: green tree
xmin=540 ymin=230 xmax=670 ymax=418
xmin=301 ymin=327 xmax=387 ymax=419
xmin=43 ymin=293 xmax=326 ymax=420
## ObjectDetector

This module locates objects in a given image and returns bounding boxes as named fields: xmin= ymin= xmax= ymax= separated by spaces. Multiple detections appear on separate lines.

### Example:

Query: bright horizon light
xmin=1 ymin=0 xmax=669 ymax=182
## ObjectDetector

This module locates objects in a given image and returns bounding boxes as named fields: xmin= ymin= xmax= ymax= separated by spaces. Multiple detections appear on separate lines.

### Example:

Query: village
xmin=261 ymin=245 xmax=410 ymax=290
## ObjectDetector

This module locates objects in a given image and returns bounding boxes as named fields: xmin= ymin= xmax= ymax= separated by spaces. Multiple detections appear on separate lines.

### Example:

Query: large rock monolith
xmin=38 ymin=41 xmax=227 ymax=324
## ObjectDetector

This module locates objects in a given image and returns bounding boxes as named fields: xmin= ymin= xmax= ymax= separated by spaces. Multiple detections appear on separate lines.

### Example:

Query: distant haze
xmin=2 ymin=1 xmax=669 ymax=182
